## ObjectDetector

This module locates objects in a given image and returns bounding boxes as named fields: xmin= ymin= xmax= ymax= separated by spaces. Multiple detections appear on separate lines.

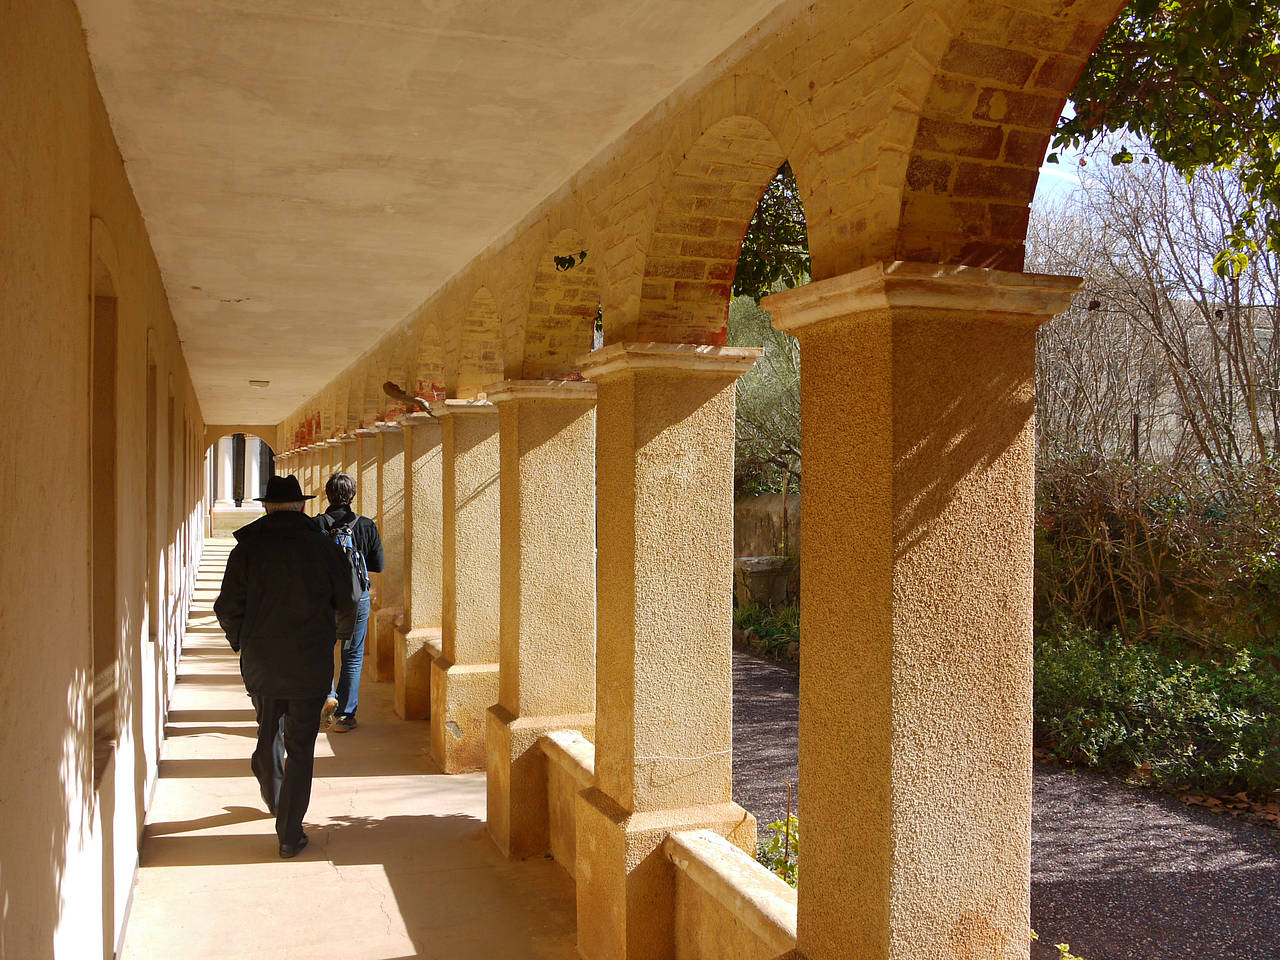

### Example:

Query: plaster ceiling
xmin=76 ymin=0 xmax=788 ymax=425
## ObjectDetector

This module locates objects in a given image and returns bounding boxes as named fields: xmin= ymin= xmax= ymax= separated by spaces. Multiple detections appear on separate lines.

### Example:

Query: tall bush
xmin=1036 ymin=454 xmax=1280 ymax=653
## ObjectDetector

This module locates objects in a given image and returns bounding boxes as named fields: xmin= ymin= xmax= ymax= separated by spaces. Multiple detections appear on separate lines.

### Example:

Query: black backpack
xmin=331 ymin=521 xmax=370 ymax=593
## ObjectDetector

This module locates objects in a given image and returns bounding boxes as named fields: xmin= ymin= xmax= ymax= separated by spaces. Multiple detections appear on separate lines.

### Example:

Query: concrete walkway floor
xmin=120 ymin=538 xmax=578 ymax=960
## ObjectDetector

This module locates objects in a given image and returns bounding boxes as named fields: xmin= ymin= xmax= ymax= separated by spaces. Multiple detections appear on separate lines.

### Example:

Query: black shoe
xmin=279 ymin=833 xmax=309 ymax=859
xmin=332 ymin=714 xmax=357 ymax=732
xmin=259 ymin=783 xmax=277 ymax=817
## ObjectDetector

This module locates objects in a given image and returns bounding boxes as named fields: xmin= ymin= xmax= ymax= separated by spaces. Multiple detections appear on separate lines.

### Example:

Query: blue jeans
xmin=332 ymin=592 xmax=371 ymax=718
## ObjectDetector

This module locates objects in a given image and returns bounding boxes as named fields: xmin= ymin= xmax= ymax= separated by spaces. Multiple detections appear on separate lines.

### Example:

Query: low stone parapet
xmin=663 ymin=829 xmax=797 ymax=960
xmin=539 ymin=730 xmax=595 ymax=876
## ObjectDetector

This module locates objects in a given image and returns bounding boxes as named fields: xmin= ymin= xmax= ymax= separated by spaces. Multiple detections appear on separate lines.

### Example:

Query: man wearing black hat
xmin=214 ymin=474 xmax=358 ymax=858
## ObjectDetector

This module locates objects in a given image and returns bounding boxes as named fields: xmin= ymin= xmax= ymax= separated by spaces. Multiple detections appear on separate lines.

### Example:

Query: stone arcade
xmin=2 ymin=0 xmax=1120 ymax=957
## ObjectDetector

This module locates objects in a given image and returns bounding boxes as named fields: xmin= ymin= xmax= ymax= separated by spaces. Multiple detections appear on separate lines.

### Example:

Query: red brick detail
xmin=972 ymin=89 xmax=1065 ymax=129
xmin=952 ymin=162 xmax=1040 ymax=201
xmin=939 ymin=41 xmax=1038 ymax=86
xmin=915 ymin=118 xmax=1003 ymax=161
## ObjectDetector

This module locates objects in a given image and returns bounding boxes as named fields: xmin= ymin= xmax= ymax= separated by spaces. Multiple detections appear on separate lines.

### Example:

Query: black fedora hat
xmin=256 ymin=474 xmax=315 ymax=503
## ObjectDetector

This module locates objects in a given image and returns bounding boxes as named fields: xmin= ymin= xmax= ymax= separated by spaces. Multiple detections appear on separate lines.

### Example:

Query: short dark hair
xmin=326 ymin=472 xmax=356 ymax=506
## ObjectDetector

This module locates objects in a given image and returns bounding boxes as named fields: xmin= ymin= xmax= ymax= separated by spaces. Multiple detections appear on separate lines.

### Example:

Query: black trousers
xmin=250 ymin=694 xmax=325 ymax=844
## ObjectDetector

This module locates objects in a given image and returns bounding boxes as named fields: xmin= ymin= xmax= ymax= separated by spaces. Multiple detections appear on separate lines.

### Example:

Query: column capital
xmin=339 ymin=433 xmax=359 ymax=444
xmin=354 ymin=427 xmax=377 ymax=438
xmin=484 ymin=379 xmax=597 ymax=404
xmin=761 ymin=261 xmax=1081 ymax=334
xmin=323 ymin=437 xmax=343 ymax=446
xmin=579 ymin=342 xmax=761 ymax=381
xmin=429 ymin=398 xmax=495 ymax=418
xmin=372 ymin=420 xmax=403 ymax=433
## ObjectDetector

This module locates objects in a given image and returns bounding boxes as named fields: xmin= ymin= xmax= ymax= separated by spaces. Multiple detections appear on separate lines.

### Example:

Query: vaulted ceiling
xmin=77 ymin=0 xmax=788 ymax=423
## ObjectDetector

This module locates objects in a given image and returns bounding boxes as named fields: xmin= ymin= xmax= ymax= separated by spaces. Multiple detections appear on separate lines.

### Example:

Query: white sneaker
xmin=321 ymin=696 xmax=339 ymax=727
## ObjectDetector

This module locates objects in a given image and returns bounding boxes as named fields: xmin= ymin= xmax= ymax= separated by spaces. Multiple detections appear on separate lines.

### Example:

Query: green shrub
xmin=734 ymin=603 xmax=800 ymax=659
xmin=1036 ymin=455 xmax=1280 ymax=654
xmin=755 ymin=814 xmax=799 ymax=886
xmin=1035 ymin=621 xmax=1280 ymax=798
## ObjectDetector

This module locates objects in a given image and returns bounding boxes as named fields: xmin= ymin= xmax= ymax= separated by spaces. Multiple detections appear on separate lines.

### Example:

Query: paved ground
xmin=730 ymin=649 xmax=1280 ymax=960
xmin=121 ymin=540 xmax=577 ymax=960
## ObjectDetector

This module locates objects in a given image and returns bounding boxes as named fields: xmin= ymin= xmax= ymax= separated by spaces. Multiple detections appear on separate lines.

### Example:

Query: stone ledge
xmin=429 ymin=397 xmax=495 ymax=417
xmin=664 ymin=829 xmax=798 ymax=957
xmin=539 ymin=728 xmax=596 ymax=788
xmin=484 ymin=379 xmax=598 ymax=403
xmin=762 ymin=260 xmax=1082 ymax=333
xmin=578 ymin=342 xmax=761 ymax=380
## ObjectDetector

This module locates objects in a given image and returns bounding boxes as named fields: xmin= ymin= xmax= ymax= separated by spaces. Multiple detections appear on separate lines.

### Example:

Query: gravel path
xmin=731 ymin=649 xmax=1280 ymax=960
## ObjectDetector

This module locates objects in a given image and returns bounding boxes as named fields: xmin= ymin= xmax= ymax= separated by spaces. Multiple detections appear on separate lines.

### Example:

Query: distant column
xmin=429 ymin=399 xmax=501 ymax=773
xmin=370 ymin=423 xmax=405 ymax=684
xmin=396 ymin=413 xmax=443 ymax=721
xmin=485 ymin=379 xmax=597 ymax=860
xmin=244 ymin=437 xmax=261 ymax=504
xmin=214 ymin=436 xmax=235 ymax=507
xmin=232 ymin=433 xmax=246 ymax=506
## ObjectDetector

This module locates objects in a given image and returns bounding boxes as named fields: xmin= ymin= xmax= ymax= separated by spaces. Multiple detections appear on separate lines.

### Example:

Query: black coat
xmin=214 ymin=510 xmax=358 ymax=698
xmin=315 ymin=505 xmax=385 ymax=575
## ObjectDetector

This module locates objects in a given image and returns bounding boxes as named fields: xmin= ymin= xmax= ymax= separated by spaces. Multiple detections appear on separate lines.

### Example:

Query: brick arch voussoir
xmin=895 ymin=0 xmax=1126 ymax=269
xmin=456 ymin=285 xmax=505 ymax=399
xmin=411 ymin=314 xmax=448 ymax=403
xmin=360 ymin=348 xmax=389 ymax=426
xmin=522 ymin=222 xmax=603 ymax=379
xmin=345 ymin=366 xmax=364 ymax=432
xmin=332 ymin=372 xmax=349 ymax=435
xmin=639 ymin=94 xmax=820 ymax=345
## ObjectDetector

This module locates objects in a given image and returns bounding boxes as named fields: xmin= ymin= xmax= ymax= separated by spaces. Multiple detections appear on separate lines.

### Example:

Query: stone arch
xmin=456 ymin=287 xmax=503 ymax=398
xmin=333 ymin=371 xmax=350 ymax=435
xmin=637 ymin=114 xmax=798 ymax=345
xmin=383 ymin=327 xmax=417 ymax=416
xmin=522 ymin=227 xmax=602 ymax=378
xmin=319 ymin=383 xmax=336 ymax=439
xmin=346 ymin=365 xmax=364 ymax=432
xmin=413 ymin=316 xmax=447 ymax=401
xmin=894 ymin=0 xmax=1125 ymax=269
xmin=361 ymin=343 xmax=392 ymax=424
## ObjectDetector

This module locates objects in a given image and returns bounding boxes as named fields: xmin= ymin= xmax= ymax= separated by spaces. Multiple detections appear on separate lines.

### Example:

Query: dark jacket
xmin=214 ymin=510 xmax=358 ymax=698
xmin=315 ymin=504 xmax=385 ymax=576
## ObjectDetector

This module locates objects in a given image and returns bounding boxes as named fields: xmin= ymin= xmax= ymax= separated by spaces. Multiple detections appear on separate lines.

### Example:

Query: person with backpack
xmin=315 ymin=472 xmax=384 ymax=732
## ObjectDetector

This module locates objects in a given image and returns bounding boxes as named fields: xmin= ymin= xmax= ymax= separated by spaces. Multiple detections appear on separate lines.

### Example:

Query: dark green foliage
xmin=729 ymin=296 xmax=801 ymax=496
xmin=1056 ymin=0 xmax=1280 ymax=274
xmin=733 ymin=162 xmax=809 ymax=300
xmin=756 ymin=814 xmax=800 ymax=886
xmin=733 ymin=603 xmax=800 ymax=659
xmin=1035 ymin=621 xmax=1280 ymax=798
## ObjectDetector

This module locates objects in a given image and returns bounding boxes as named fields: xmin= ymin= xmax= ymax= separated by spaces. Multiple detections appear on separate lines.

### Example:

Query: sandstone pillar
xmin=324 ymin=437 xmax=342 ymax=491
xmin=214 ymin=436 xmax=234 ymax=507
xmin=340 ymin=434 xmax=359 ymax=480
xmin=576 ymin=343 xmax=760 ymax=960
xmin=395 ymin=412 xmax=444 ymax=720
xmin=761 ymin=263 xmax=1079 ymax=960
xmin=296 ymin=447 xmax=310 ymax=508
xmin=429 ymin=399 xmax=500 ymax=773
xmin=244 ymin=436 xmax=261 ymax=502
xmin=356 ymin=430 xmax=377 ymax=521
xmin=308 ymin=446 xmax=323 ymax=513
xmin=484 ymin=380 xmax=597 ymax=859
xmin=370 ymin=423 xmax=405 ymax=684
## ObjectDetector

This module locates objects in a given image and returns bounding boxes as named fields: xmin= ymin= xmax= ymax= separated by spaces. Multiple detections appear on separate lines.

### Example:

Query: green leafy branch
xmin=1053 ymin=0 xmax=1280 ymax=276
